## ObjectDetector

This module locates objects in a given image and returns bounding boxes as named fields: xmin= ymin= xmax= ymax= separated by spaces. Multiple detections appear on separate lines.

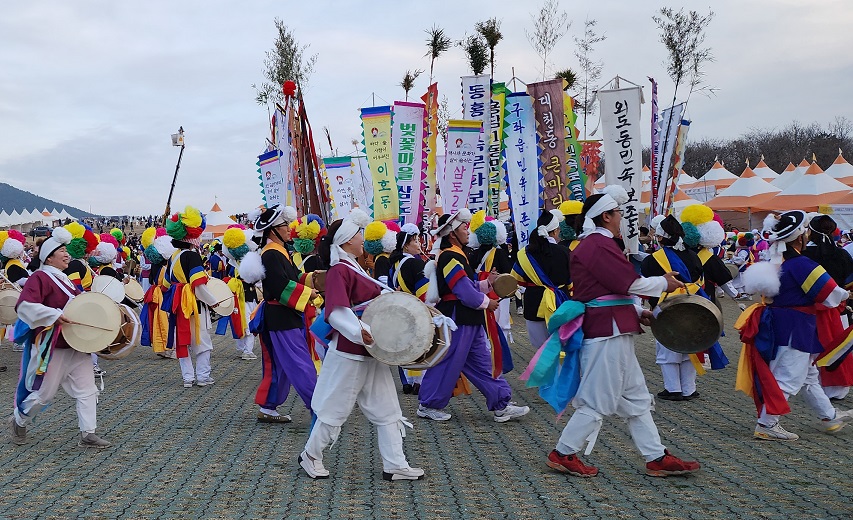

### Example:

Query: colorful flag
xmin=599 ymin=87 xmax=643 ymax=254
xmin=442 ymin=120 xmax=483 ymax=215
xmin=564 ymin=94 xmax=587 ymax=201
xmin=503 ymin=92 xmax=541 ymax=249
xmin=528 ymin=79 xmax=568 ymax=209
xmin=663 ymin=119 xmax=692 ymax=212
xmin=488 ymin=83 xmax=509 ymax=217
xmin=258 ymin=149 xmax=284 ymax=208
xmin=392 ymin=101 xmax=427 ymax=225
xmin=580 ymin=141 xmax=602 ymax=180
xmin=654 ymin=103 xmax=685 ymax=215
xmin=462 ymin=75 xmax=491 ymax=212
xmin=322 ymin=156 xmax=358 ymax=220
xmin=421 ymin=83 xmax=439 ymax=220
xmin=361 ymin=106 xmax=398 ymax=221
xmin=648 ymin=77 xmax=660 ymax=217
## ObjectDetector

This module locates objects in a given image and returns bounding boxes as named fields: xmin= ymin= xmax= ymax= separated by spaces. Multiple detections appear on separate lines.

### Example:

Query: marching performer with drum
xmin=418 ymin=209 xmax=529 ymax=423
xmin=216 ymin=225 xmax=259 ymax=361
xmin=468 ymin=211 xmax=515 ymax=352
xmin=8 ymin=226 xmax=110 ymax=448
xmin=139 ymin=227 xmax=175 ymax=358
xmin=1 ymin=230 xmax=30 ymax=286
xmin=252 ymin=206 xmax=318 ymax=423
xmin=545 ymin=186 xmax=700 ymax=477
xmin=301 ymin=209 xmax=424 ymax=481
xmin=161 ymin=207 xmax=220 ymax=388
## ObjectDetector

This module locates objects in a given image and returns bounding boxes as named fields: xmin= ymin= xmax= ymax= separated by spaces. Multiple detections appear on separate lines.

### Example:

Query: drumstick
xmin=65 ymin=320 xmax=115 ymax=331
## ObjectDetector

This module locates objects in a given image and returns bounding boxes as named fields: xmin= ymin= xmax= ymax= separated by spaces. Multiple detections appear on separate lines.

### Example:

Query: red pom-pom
xmin=384 ymin=221 xmax=401 ymax=233
xmin=99 ymin=233 xmax=119 ymax=248
xmin=83 ymin=230 xmax=98 ymax=253
xmin=7 ymin=229 xmax=26 ymax=244
xmin=184 ymin=227 xmax=203 ymax=239
xmin=283 ymin=80 xmax=297 ymax=97
xmin=170 ymin=213 xmax=179 ymax=222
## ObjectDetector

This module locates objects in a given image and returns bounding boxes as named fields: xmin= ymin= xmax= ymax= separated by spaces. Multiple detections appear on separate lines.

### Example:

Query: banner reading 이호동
xmin=361 ymin=106 xmax=398 ymax=221
xmin=392 ymin=101 xmax=426 ymax=225
xmin=503 ymin=92 xmax=541 ymax=249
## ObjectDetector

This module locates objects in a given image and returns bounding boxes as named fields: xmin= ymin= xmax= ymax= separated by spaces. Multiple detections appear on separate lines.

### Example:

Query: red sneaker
xmin=645 ymin=450 xmax=701 ymax=477
xmin=546 ymin=450 xmax=599 ymax=477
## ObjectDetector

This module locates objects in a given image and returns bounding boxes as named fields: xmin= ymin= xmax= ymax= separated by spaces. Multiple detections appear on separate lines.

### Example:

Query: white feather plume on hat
xmin=744 ymin=261 xmax=781 ymax=297
xmin=347 ymin=208 xmax=372 ymax=228
xmin=237 ymin=250 xmax=265 ymax=284
xmin=601 ymin=185 xmax=630 ymax=205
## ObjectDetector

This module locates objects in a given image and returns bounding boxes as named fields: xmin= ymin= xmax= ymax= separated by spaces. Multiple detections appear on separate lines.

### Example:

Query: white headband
xmin=537 ymin=209 xmax=563 ymax=238
xmin=330 ymin=209 xmax=371 ymax=265
xmin=581 ymin=195 xmax=618 ymax=236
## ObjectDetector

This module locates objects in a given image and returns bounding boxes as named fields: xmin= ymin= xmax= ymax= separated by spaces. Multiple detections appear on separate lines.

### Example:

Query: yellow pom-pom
xmin=122 ymin=246 xmax=131 ymax=257
xmin=559 ymin=200 xmax=584 ymax=216
xmin=181 ymin=206 xmax=203 ymax=229
xmin=141 ymin=227 xmax=157 ymax=248
xmin=364 ymin=221 xmax=387 ymax=242
xmin=469 ymin=210 xmax=487 ymax=233
xmin=222 ymin=228 xmax=246 ymax=250
xmin=297 ymin=220 xmax=321 ymax=240
xmin=680 ymin=204 xmax=713 ymax=226
xmin=289 ymin=220 xmax=299 ymax=231
xmin=0 ymin=231 xmax=8 ymax=245
xmin=64 ymin=222 xmax=86 ymax=239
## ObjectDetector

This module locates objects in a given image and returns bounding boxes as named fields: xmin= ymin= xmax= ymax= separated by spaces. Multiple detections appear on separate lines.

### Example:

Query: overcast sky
xmin=1 ymin=0 xmax=851 ymax=216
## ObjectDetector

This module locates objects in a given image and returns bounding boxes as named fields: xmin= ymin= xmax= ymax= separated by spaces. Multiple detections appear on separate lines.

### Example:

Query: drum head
xmin=492 ymin=274 xmax=518 ymax=299
xmin=206 ymin=278 xmax=235 ymax=317
xmin=727 ymin=263 xmax=739 ymax=279
xmin=0 ymin=288 xmax=20 ymax=325
xmin=98 ymin=304 xmax=141 ymax=360
xmin=362 ymin=292 xmax=435 ymax=365
xmin=124 ymin=279 xmax=144 ymax=302
xmin=651 ymin=294 xmax=723 ymax=354
xmin=90 ymin=275 xmax=125 ymax=303
xmin=62 ymin=292 xmax=122 ymax=353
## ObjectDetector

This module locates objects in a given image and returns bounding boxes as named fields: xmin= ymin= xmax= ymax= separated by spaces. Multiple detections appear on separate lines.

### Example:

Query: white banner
xmin=504 ymin=93 xmax=540 ymax=249
xmin=654 ymin=103 xmax=685 ymax=214
xmin=462 ymin=75 xmax=491 ymax=212
xmin=392 ymin=102 xmax=426 ymax=225
xmin=599 ymin=87 xmax=643 ymax=254
xmin=272 ymin=104 xmax=296 ymax=208
xmin=322 ymin=156 xmax=358 ymax=220
xmin=441 ymin=120 xmax=483 ymax=215
xmin=683 ymin=185 xmax=716 ymax=203
xmin=258 ymin=149 xmax=284 ymax=208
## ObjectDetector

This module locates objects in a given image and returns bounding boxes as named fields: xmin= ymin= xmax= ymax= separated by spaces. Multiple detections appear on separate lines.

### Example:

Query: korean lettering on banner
xmin=360 ymin=106 xmax=398 ymax=221
xmin=648 ymin=77 xmax=660 ymax=216
xmin=654 ymin=103 xmax=685 ymax=215
xmin=258 ymin=149 xmax=284 ymax=208
xmin=421 ymin=83 xmax=439 ymax=221
xmin=322 ymin=156 xmax=355 ymax=220
xmin=442 ymin=120 xmax=482 ymax=215
xmin=528 ymin=79 xmax=568 ymax=209
xmin=599 ymin=87 xmax=643 ymax=254
xmin=392 ymin=102 xmax=426 ymax=225
xmin=488 ymin=83 xmax=509 ymax=217
xmin=503 ymin=93 xmax=541 ymax=249
xmin=462 ymin=75 xmax=491 ymax=212
xmin=563 ymin=93 xmax=587 ymax=201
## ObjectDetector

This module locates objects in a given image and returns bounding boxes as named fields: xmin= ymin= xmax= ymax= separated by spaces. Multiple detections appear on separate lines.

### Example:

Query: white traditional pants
xmin=656 ymin=342 xmax=697 ymax=395
xmin=234 ymin=301 xmax=258 ymax=354
xmin=759 ymin=345 xmax=836 ymax=425
xmin=305 ymin=344 xmax=411 ymax=471
xmin=179 ymin=326 xmax=213 ymax=383
xmin=525 ymin=320 xmax=549 ymax=351
xmin=496 ymin=298 xmax=512 ymax=342
xmin=15 ymin=348 xmax=99 ymax=433
xmin=555 ymin=334 xmax=667 ymax=462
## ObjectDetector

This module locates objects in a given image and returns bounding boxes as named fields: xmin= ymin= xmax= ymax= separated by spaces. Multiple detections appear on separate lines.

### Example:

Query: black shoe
xmin=657 ymin=390 xmax=685 ymax=401
xmin=402 ymin=384 xmax=413 ymax=395
xmin=683 ymin=391 xmax=700 ymax=400
xmin=411 ymin=383 xmax=420 ymax=395
xmin=0 ymin=366 xmax=6 ymax=372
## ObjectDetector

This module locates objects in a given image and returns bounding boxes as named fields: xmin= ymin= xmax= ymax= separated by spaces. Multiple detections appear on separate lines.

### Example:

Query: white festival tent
xmin=694 ymin=160 xmax=738 ymax=190
xmin=760 ymin=161 xmax=852 ymax=211
xmin=825 ymin=150 xmax=853 ymax=186
xmin=751 ymin=156 xmax=779 ymax=180
xmin=772 ymin=158 xmax=810 ymax=190
xmin=707 ymin=165 xmax=781 ymax=228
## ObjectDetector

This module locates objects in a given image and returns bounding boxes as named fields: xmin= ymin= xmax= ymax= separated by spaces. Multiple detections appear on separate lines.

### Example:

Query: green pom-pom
xmin=229 ymin=243 xmax=250 ymax=262
xmin=166 ymin=219 xmax=187 ymax=240
xmin=682 ymin=222 xmax=701 ymax=248
xmin=293 ymin=237 xmax=316 ymax=255
xmin=364 ymin=239 xmax=384 ymax=256
xmin=66 ymin=237 xmax=88 ymax=259
xmin=475 ymin=223 xmax=498 ymax=247
xmin=88 ymin=257 xmax=100 ymax=268
xmin=559 ymin=220 xmax=576 ymax=242
xmin=144 ymin=244 xmax=164 ymax=264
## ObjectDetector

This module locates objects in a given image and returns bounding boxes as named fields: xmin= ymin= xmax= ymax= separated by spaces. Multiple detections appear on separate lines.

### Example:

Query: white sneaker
xmin=299 ymin=451 xmax=330 ymax=479
xmin=754 ymin=422 xmax=799 ymax=441
xmin=834 ymin=408 xmax=853 ymax=422
xmin=183 ymin=380 xmax=194 ymax=388
xmin=93 ymin=366 xmax=106 ymax=376
xmin=383 ymin=466 xmax=425 ymax=481
xmin=241 ymin=351 xmax=257 ymax=360
xmin=822 ymin=417 xmax=846 ymax=434
xmin=196 ymin=378 xmax=215 ymax=387
xmin=494 ymin=402 xmax=530 ymax=423
xmin=517 ymin=306 xmax=524 ymax=315
xmin=417 ymin=405 xmax=451 ymax=421
xmin=12 ymin=344 xmax=24 ymax=352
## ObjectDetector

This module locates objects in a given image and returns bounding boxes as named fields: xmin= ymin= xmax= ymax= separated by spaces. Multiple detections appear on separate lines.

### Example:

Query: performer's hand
xmin=309 ymin=289 xmax=319 ymax=301
xmin=663 ymin=271 xmax=686 ymax=292
xmin=487 ymin=270 xmax=499 ymax=284
xmin=486 ymin=298 xmax=499 ymax=312
xmin=361 ymin=328 xmax=374 ymax=345
xmin=639 ymin=309 xmax=654 ymax=327
xmin=57 ymin=314 xmax=71 ymax=325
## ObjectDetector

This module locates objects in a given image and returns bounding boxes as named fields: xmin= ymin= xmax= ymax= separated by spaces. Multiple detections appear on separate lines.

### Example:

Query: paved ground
xmin=1 ymin=297 xmax=852 ymax=520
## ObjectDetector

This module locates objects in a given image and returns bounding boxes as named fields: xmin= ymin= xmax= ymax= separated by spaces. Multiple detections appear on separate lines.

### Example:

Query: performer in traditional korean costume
xmin=301 ymin=209 xmax=423 ymax=481
xmin=8 ymin=227 xmax=110 ymax=448
xmin=290 ymin=214 xmax=328 ymax=371
xmin=139 ymin=227 xmax=175 ymax=358
xmin=557 ymin=200 xmax=584 ymax=252
xmin=217 ymin=225 xmax=261 ymax=361
xmin=417 ymin=209 xmax=529 ymax=423
xmin=737 ymin=211 xmax=853 ymax=441
xmin=1 ymin=230 xmax=29 ymax=286
xmin=208 ymin=242 xmax=227 ymax=280
xmin=541 ymin=186 xmax=700 ymax=478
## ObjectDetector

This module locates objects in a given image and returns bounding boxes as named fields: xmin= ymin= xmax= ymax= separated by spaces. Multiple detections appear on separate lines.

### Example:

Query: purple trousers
xmin=255 ymin=328 xmax=317 ymax=411
xmin=418 ymin=324 xmax=512 ymax=411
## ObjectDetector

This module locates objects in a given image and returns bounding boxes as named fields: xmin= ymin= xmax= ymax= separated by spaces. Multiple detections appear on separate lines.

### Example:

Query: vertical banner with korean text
xmin=664 ymin=119 xmax=692 ymax=212
xmin=564 ymin=93 xmax=587 ymax=201
xmin=462 ymin=75 xmax=491 ymax=212
xmin=421 ymin=83 xmax=439 ymax=221
xmin=392 ymin=101 xmax=427 ymax=225
xmin=654 ymin=103 xmax=685 ymax=215
xmin=361 ymin=106 xmax=398 ymax=221
xmin=528 ymin=79 xmax=568 ymax=209
xmin=322 ymin=156 xmax=357 ymax=220
xmin=503 ymin=93 xmax=540 ymax=249
xmin=488 ymin=83 xmax=509 ymax=217
xmin=442 ymin=120 xmax=483 ymax=215
xmin=599 ymin=87 xmax=643 ymax=254
xmin=648 ymin=77 xmax=660 ymax=217
xmin=258 ymin=149 xmax=284 ymax=208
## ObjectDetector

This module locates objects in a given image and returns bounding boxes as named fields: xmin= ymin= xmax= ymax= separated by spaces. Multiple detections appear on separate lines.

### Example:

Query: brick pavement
xmin=1 ymin=298 xmax=851 ymax=519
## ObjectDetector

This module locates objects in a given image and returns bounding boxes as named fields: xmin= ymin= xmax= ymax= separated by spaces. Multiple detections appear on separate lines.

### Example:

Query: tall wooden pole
xmin=163 ymin=127 xmax=185 ymax=225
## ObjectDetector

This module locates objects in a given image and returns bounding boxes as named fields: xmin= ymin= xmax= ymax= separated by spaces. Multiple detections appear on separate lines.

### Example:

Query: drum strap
xmin=42 ymin=267 xmax=77 ymax=300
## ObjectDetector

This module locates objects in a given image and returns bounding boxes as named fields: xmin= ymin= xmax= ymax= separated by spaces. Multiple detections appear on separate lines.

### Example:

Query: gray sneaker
xmin=382 ymin=466 xmax=425 ymax=481
xmin=494 ymin=402 xmax=530 ymax=423
xmin=7 ymin=416 xmax=27 ymax=445
xmin=79 ymin=432 xmax=111 ymax=449
xmin=754 ymin=422 xmax=799 ymax=441
xmin=196 ymin=378 xmax=215 ymax=387
xmin=417 ymin=405 xmax=451 ymax=421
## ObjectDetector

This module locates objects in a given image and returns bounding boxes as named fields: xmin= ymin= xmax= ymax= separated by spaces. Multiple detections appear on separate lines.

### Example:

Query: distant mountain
xmin=0 ymin=183 xmax=96 ymax=218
